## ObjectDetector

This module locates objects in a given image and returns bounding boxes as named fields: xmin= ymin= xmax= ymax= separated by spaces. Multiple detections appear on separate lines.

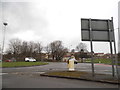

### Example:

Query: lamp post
xmin=1 ymin=22 xmax=8 ymax=62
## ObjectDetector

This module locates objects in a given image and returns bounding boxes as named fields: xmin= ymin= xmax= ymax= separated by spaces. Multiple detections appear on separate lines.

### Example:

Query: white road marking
xmin=0 ymin=73 xmax=8 ymax=75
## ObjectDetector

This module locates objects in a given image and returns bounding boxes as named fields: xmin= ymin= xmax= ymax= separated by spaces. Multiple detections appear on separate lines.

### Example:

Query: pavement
xmin=40 ymin=69 xmax=119 ymax=85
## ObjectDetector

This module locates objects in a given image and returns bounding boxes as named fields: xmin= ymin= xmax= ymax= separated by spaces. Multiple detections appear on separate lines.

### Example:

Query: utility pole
xmin=1 ymin=22 xmax=8 ymax=62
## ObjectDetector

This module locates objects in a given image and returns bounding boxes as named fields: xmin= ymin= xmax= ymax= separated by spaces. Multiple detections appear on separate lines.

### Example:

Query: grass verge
xmin=41 ymin=71 xmax=119 ymax=84
xmin=85 ymin=58 xmax=112 ymax=64
xmin=0 ymin=62 xmax=48 ymax=68
xmin=46 ymin=71 xmax=88 ymax=78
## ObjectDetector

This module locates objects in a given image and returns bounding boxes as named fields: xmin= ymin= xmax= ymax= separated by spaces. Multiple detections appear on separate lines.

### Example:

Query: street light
xmin=0 ymin=22 xmax=8 ymax=61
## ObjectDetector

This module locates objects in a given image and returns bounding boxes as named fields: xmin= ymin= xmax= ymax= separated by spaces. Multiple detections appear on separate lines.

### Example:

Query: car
xmin=5 ymin=60 xmax=12 ymax=62
xmin=25 ymin=57 xmax=36 ymax=62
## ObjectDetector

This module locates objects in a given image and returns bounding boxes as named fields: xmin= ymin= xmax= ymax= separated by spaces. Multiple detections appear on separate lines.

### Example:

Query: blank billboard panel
xmin=81 ymin=18 xmax=114 ymax=42
xmin=81 ymin=19 xmax=89 ymax=30
xmin=81 ymin=30 xmax=90 ymax=41
xmin=81 ymin=19 xmax=112 ymax=30
xmin=91 ymin=21 xmax=108 ymax=30
xmin=82 ymin=30 xmax=114 ymax=41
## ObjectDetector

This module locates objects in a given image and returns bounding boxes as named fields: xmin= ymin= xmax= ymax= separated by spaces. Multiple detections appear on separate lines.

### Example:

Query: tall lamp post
xmin=1 ymin=22 xmax=8 ymax=62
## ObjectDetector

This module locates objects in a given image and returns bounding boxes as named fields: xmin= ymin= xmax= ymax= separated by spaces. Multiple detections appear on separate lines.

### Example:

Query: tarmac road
xmin=2 ymin=62 xmax=119 ymax=88
xmin=2 ymin=62 xmax=117 ymax=74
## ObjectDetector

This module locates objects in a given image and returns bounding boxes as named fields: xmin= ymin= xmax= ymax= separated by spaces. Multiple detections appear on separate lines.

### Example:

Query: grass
xmin=43 ymin=71 xmax=119 ymax=83
xmin=0 ymin=62 xmax=48 ymax=68
xmin=46 ymin=71 xmax=88 ymax=78
xmin=85 ymin=58 xmax=112 ymax=64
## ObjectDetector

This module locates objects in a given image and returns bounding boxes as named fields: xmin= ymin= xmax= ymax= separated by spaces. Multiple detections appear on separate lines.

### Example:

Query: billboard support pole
xmin=81 ymin=18 xmax=117 ymax=77
xmin=111 ymin=17 xmax=118 ymax=78
xmin=108 ymin=19 xmax=115 ymax=77
xmin=89 ymin=18 xmax=95 ymax=77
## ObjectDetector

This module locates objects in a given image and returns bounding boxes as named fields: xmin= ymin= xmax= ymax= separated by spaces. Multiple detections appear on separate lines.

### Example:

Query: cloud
xmin=13 ymin=30 xmax=42 ymax=41
xmin=1 ymin=0 xmax=119 ymax=53
xmin=2 ymin=2 xmax=48 ymax=37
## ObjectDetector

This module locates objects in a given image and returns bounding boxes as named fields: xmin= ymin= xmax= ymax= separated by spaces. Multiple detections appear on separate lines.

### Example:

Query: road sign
xmin=81 ymin=18 xmax=114 ymax=42
xmin=81 ymin=17 xmax=116 ymax=77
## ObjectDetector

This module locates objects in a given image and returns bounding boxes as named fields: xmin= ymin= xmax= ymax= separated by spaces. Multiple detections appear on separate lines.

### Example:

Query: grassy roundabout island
xmin=0 ymin=62 xmax=48 ymax=68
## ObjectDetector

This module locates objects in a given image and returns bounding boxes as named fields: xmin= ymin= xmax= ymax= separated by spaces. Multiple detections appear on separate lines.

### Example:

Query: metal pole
xmin=1 ymin=23 xmax=7 ymax=62
xmin=111 ymin=17 xmax=118 ymax=78
xmin=89 ymin=18 xmax=95 ymax=77
xmin=108 ymin=19 xmax=115 ymax=77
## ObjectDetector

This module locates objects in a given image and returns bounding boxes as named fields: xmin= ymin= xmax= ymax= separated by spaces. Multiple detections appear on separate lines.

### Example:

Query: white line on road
xmin=0 ymin=73 xmax=8 ymax=75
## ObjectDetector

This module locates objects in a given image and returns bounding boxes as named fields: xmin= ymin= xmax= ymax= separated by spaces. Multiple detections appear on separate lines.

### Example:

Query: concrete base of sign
xmin=69 ymin=68 xmax=75 ymax=71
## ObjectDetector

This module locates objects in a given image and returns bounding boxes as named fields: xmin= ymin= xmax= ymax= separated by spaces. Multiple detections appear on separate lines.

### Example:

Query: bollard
xmin=68 ymin=59 xmax=74 ymax=71
xmin=67 ymin=56 xmax=75 ymax=71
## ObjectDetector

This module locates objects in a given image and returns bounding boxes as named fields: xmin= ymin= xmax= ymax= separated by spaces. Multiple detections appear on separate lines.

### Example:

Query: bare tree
xmin=35 ymin=42 xmax=43 ymax=54
xmin=27 ymin=41 xmax=35 ymax=56
xmin=49 ymin=40 xmax=67 ymax=61
xmin=6 ymin=38 xmax=44 ymax=61
xmin=75 ymin=42 xmax=88 ymax=63
xmin=76 ymin=42 xmax=87 ymax=52
xmin=7 ymin=38 xmax=22 ymax=60
xmin=6 ymin=38 xmax=68 ymax=61
xmin=21 ymin=41 xmax=28 ymax=55
xmin=8 ymin=38 xmax=22 ymax=55
xmin=44 ymin=45 xmax=51 ymax=59
xmin=44 ymin=45 xmax=51 ymax=54
xmin=34 ymin=42 xmax=43 ymax=61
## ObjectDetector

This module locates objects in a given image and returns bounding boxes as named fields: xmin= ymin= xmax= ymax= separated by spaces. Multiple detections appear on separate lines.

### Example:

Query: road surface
xmin=2 ymin=62 xmax=119 ymax=88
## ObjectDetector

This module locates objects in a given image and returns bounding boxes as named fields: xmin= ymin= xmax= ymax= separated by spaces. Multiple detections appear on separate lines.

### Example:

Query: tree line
xmin=2 ymin=38 xmax=89 ymax=61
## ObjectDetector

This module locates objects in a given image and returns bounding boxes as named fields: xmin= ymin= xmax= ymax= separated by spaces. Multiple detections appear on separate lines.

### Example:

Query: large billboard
xmin=81 ymin=18 xmax=114 ymax=42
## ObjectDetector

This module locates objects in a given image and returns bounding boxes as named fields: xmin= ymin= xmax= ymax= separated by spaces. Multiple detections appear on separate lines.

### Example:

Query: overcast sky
xmin=0 ymin=0 xmax=119 ymax=53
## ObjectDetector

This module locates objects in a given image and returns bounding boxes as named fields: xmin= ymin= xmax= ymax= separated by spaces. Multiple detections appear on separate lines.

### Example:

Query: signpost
xmin=81 ymin=17 xmax=117 ymax=77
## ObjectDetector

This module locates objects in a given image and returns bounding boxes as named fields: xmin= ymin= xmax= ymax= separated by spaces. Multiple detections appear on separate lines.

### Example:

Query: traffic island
xmin=40 ymin=71 xmax=119 ymax=84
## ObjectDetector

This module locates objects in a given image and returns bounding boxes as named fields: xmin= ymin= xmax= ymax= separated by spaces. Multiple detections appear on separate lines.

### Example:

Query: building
xmin=94 ymin=53 xmax=104 ymax=57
